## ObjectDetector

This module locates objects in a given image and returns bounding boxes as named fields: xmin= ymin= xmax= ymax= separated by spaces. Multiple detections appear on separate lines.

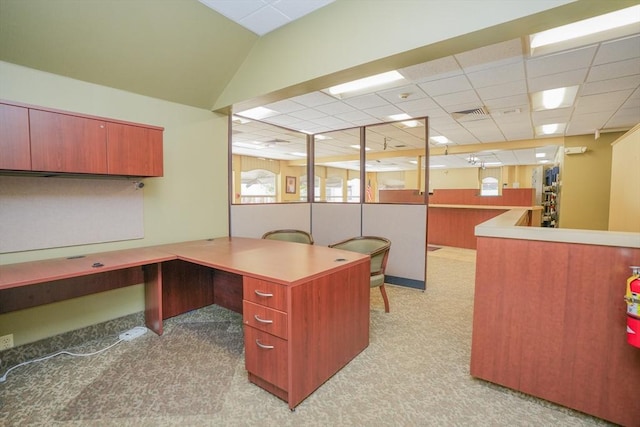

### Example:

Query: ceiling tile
xmin=456 ymin=38 xmax=523 ymax=72
xmin=526 ymin=45 xmax=597 ymax=78
xmin=377 ymin=84 xmax=427 ymax=103
xmin=419 ymin=75 xmax=471 ymax=96
xmin=466 ymin=61 xmax=526 ymax=88
xmin=574 ymin=90 xmax=633 ymax=114
xmin=288 ymin=108 xmax=327 ymax=120
xmin=527 ymin=68 xmax=589 ymax=92
xmin=593 ymin=34 xmax=640 ymax=65
xmin=343 ymin=93 xmax=389 ymax=110
xmin=433 ymin=90 xmax=482 ymax=108
xmin=314 ymin=101 xmax=357 ymax=115
xmin=582 ymin=74 xmax=640 ymax=96
xmin=290 ymin=91 xmax=336 ymax=107
xmin=399 ymin=56 xmax=462 ymax=82
xmin=476 ymin=80 xmax=528 ymax=101
xmin=264 ymin=99 xmax=306 ymax=114
xmin=587 ymin=57 xmax=640 ymax=82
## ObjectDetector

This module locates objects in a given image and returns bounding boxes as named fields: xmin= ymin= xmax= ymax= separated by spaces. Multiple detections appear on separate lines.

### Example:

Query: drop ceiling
xmin=233 ymin=31 xmax=640 ymax=170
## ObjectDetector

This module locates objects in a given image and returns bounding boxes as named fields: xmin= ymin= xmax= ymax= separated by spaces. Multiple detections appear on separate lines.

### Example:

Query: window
xmin=480 ymin=177 xmax=499 ymax=196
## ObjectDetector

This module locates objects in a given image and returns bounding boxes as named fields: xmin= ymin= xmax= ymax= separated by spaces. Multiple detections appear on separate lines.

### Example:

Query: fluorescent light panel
xmin=430 ymin=136 xmax=448 ymax=144
xmin=530 ymin=5 xmax=640 ymax=49
xmin=236 ymin=106 xmax=278 ymax=120
xmin=529 ymin=5 xmax=640 ymax=56
xmin=328 ymin=71 xmax=404 ymax=96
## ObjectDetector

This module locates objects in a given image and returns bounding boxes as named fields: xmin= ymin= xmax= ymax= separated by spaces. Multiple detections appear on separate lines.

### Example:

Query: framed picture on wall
xmin=286 ymin=176 xmax=296 ymax=194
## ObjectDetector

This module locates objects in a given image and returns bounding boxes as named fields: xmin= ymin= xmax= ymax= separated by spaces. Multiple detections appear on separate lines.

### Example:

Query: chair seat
xmin=370 ymin=273 xmax=385 ymax=288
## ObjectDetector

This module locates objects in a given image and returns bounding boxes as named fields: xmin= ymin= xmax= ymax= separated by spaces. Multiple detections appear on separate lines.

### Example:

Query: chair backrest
xmin=329 ymin=236 xmax=391 ymax=276
xmin=261 ymin=229 xmax=314 ymax=245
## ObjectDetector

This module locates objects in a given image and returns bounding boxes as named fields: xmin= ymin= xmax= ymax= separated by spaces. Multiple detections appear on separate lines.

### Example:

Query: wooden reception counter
xmin=471 ymin=209 xmax=640 ymax=426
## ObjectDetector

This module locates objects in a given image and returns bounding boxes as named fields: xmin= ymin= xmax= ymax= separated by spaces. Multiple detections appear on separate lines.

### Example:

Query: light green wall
xmin=559 ymin=132 xmax=622 ymax=230
xmin=0 ymin=61 xmax=229 ymax=345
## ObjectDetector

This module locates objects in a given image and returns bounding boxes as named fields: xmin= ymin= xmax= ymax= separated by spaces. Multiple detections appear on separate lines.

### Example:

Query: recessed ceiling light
xmin=429 ymin=164 xmax=446 ymax=168
xmin=535 ymin=123 xmax=566 ymax=136
xmin=232 ymin=115 xmax=251 ymax=124
xmin=484 ymin=162 xmax=502 ymax=166
xmin=290 ymin=152 xmax=307 ymax=157
xmin=430 ymin=136 xmax=449 ymax=144
xmin=350 ymin=144 xmax=371 ymax=151
xmin=389 ymin=113 xmax=412 ymax=121
xmin=236 ymin=106 xmax=278 ymax=120
xmin=328 ymin=71 xmax=404 ymax=96
xmin=539 ymin=159 xmax=550 ymax=164
xmin=531 ymin=86 xmax=579 ymax=111
xmin=536 ymin=153 xmax=546 ymax=158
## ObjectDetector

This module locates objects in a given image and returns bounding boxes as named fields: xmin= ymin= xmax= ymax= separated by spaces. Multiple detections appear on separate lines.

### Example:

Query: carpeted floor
xmin=0 ymin=247 xmax=614 ymax=426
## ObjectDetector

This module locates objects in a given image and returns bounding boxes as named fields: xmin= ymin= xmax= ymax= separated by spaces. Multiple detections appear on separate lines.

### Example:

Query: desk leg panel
xmin=161 ymin=259 xmax=215 ymax=319
xmin=144 ymin=263 xmax=163 ymax=335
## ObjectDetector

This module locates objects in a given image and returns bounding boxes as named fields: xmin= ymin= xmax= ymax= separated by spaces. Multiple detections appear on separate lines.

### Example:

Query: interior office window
xmin=364 ymin=118 xmax=428 ymax=204
xmin=314 ymin=128 xmax=361 ymax=203
xmin=231 ymin=117 xmax=308 ymax=204
xmin=479 ymin=167 xmax=501 ymax=196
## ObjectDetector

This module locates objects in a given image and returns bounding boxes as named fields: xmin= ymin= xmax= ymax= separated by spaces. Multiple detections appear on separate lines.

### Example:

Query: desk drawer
xmin=243 ymin=277 xmax=287 ymax=311
xmin=243 ymin=300 xmax=287 ymax=339
xmin=244 ymin=326 xmax=288 ymax=391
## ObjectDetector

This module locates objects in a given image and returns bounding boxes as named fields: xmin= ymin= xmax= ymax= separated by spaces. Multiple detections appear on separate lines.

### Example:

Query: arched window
xmin=240 ymin=169 xmax=276 ymax=203
xmin=481 ymin=176 xmax=499 ymax=196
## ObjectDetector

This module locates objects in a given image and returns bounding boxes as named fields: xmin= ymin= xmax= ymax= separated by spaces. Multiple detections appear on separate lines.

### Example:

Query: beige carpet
xmin=0 ymin=247 xmax=613 ymax=426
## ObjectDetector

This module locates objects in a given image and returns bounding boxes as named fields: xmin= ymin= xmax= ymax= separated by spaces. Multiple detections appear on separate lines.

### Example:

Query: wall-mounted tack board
xmin=0 ymin=176 xmax=144 ymax=253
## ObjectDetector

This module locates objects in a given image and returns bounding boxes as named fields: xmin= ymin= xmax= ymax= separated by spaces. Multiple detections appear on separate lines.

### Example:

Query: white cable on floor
xmin=0 ymin=327 xmax=147 ymax=383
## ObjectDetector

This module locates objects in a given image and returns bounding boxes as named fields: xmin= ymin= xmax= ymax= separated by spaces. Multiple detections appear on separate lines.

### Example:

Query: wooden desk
xmin=0 ymin=237 xmax=371 ymax=409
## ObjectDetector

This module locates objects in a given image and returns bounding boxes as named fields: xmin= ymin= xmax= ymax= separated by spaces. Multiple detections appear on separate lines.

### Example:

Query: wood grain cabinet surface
xmin=30 ymin=109 xmax=108 ymax=174
xmin=0 ymin=103 xmax=32 ymax=170
xmin=0 ymin=101 xmax=163 ymax=177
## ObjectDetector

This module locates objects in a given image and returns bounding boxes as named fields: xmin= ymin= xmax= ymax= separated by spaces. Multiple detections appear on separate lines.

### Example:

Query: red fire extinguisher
xmin=624 ymin=266 xmax=640 ymax=348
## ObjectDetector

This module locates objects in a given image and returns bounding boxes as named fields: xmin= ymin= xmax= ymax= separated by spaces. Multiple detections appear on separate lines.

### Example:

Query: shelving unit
xmin=542 ymin=166 xmax=560 ymax=227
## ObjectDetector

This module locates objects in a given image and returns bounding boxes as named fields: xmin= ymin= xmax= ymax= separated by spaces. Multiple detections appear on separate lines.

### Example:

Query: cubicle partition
xmin=230 ymin=203 xmax=311 ymax=238
xmin=230 ymin=202 xmax=426 ymax=290
xmin=363 ymin=204 xmax=427 ymax=289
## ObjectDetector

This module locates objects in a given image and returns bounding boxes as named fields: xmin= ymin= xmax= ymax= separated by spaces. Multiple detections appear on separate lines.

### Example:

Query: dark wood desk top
xmin=158 ymin=237 xmax=369 ymax=286
xmin=0 ymin=247 xmax=176 ymax=290
xmin=0 ymin=237 xmax=369 ymax=289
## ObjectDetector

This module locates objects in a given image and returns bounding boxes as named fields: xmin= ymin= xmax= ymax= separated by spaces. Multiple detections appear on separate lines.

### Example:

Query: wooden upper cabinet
xmin=30 ymin=109 xmax=108 ymax=174
xmin=106 ymin=123 xmax=163 ymax=177
xmin=0 ymin=103 xmax=31 ymax=170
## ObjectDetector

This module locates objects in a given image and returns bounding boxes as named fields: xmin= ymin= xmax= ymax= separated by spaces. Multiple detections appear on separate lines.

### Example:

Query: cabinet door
xmin=106 ymin=123 xmax=163 ymax=177
xmin=30 ymin=110 xmax=107 ymax=173
xmin=0 ymin=103 xmax=31 ymax=170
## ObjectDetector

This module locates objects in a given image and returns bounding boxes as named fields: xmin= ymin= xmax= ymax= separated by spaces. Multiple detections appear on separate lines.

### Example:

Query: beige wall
xmin=559 ymin=132 xmax=622 ymax=230
xmin=0 ymin=61 xmax=229 ymax=345
xmin=609 ymin=125 xmax=640 ymax=232
xmin=429 ymin=168 xmax=479 ymax=191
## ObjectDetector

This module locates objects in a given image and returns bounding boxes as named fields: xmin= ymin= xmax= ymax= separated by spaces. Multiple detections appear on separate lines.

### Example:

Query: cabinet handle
xmin=254 ymin=314 xmax=273 ymax=324
xmin=255 ymin=339 xmax=274 ymax=349
xmin=254 ymin=290 xmax=273 ymax=298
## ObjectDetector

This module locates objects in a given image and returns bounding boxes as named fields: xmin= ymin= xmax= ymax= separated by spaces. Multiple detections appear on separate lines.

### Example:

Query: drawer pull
xmin=255 ymin=339 xmax=274 ymax=349
xmin=254 ymin=314 xmax=273 ymax=324
xmin=254 ymin=290 xmax=273 ymax=298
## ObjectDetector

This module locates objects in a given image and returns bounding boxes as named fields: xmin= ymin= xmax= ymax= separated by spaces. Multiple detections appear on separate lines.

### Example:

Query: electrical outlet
xmin=0 ymin=334 xmax=14 ymax=351
xmin=119 ymin=327 xmax=147 ymax=341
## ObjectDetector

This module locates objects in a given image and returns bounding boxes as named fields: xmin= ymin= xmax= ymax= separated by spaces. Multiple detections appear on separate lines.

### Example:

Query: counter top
xmin=475 ymin=208 xmax=640 ymax=248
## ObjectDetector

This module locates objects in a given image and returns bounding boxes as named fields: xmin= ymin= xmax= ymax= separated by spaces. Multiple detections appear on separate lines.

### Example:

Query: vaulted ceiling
xmin=1 ymin=0 xmax=638 ymax=169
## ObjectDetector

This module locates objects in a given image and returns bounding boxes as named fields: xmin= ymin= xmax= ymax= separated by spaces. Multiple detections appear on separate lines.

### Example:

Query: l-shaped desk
xmin=0 ymin=237 xmax=371 ymax=409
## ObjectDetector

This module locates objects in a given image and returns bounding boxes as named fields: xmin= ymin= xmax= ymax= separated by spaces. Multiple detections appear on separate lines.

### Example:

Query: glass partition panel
xmin=314 ymin=128 xmax=361 ymax=203
xmin=364 ymin=118 xmax=427 ymax=203
xmin=231 ymin=117 xmax=308 ymax=204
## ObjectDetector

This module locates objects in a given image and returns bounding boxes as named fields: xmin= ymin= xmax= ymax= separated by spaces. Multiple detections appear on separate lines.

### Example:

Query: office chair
xmin=329 ymin=236 xmax=391 ymax=313
xmin=261 ymin=229 xmax=314 ymax=244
